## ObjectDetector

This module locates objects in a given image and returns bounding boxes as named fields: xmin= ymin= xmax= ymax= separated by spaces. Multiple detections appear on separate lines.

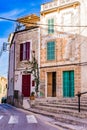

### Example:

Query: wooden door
xmin=47 ymin=72 xmax=52 ymax=97
xmin=63 ymin=71 xmax=74 ymax=97
xmin=22 ymin=75 xmax=31 ymax=97
xmin=52 ymin=72 xmax=56 ymax=97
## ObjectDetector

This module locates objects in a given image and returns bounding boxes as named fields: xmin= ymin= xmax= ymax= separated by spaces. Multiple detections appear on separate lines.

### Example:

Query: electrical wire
xmin=1 ymin=16 xmax=87 ymax=27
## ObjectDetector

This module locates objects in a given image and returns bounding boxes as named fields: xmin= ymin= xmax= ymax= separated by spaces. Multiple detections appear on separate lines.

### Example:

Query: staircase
xmin=28 ymin=97 xmax=87 ymax=130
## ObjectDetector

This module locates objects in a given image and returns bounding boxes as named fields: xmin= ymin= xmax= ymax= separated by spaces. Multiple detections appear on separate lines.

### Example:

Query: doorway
xmin=47 ymin=72 xmax=56 ymax=97
xmin=22 ymin=75 xmax=31 ymax=97
xmin=63 ymin=71 xmax=74 ymax=97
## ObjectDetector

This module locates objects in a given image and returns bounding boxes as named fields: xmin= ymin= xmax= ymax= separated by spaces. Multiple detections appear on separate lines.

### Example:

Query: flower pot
xmin=30 ymin=96 xmax=35 ymax=100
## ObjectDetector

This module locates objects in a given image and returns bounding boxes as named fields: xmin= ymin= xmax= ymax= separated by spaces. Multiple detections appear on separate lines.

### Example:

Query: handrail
xmin=76 ymin=91 xmax=87 ymax=112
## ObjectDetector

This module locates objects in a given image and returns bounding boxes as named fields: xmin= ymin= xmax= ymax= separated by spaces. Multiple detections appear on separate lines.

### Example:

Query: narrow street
xmin=0 ymin=104 xmax=60 ymax=130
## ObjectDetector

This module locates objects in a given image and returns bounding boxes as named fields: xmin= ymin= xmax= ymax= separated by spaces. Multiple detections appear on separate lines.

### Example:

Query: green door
xmin=63 ymin=71 xmax=74 ymax=97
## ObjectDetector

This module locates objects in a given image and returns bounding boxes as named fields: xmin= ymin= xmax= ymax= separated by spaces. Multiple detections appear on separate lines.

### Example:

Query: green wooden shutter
xmin=48 ymin=19 xmax=54 ymax=34
xmin=48 ymin=19 xmax=50 ymax=34
xmin=69 ymin=71 xmax=74 ymax=97
xmin=47 ymin=41 xmax=55 ymax=60
xmin=50 ymin=19 xmax=54 ymax=33
xmin=63 ymin=71 xmax=69 ymax=97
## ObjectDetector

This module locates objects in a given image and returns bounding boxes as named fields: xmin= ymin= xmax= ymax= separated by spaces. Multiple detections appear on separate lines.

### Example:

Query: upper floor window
xmin=47 ymin=41 xmax=55 ymax=60
xmin=20 ymin=42 xmax=30 ymax=61
xmin=48 ymin=18 xmax=54 ymax=34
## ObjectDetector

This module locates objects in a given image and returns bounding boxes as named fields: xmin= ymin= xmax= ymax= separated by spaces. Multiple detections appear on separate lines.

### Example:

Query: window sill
xmin=20 ymin=60 xmax=30 ymax=63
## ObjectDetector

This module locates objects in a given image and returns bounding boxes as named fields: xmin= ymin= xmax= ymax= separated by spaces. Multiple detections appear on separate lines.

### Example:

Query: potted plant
xmin=30 ymin=92 xmax=35 ymax=100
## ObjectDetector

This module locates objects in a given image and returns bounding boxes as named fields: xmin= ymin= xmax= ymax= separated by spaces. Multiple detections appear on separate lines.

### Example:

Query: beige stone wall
xmin=40 ymin=66 xmax=81 ymax=98
xmin=40 ymin=33 xmax=81 ymax=98
xmin=40 ymin=0 xmax=87 ymax=98
xmin=40 ymin=34 xmax=80 ymax=67
xmin=14 ymin=28 xmax=40 ymax=70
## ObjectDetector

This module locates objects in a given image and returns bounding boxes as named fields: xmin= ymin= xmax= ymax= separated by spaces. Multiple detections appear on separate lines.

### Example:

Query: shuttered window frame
xmin=47 ymin=41 xmax=55 ymax=60
xmin=20 ymin=42 xmax=30 ymax=61
xmin=48 ymin=18 xmax=54 ymax=34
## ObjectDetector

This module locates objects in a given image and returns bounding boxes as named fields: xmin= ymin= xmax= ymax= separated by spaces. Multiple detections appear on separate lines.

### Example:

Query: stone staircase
xmin=28 ymin=97 xmax=87 ymax=130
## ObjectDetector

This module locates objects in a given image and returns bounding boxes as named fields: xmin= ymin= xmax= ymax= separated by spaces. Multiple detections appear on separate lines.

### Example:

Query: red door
xmin=22 ymin=75 xmax=31 ymax=97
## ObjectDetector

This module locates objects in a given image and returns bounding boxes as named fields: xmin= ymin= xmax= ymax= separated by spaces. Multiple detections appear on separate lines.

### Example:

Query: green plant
xmin=31 ymin=92 xmax=35 ymax=97
xmin=28 ymin=51 xmax=39 ymax=94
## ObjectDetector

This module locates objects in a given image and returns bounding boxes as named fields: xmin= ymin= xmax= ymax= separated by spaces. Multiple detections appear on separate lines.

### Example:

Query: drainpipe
xmin=13 ymin=40 xmax=15 ymax=105
xmin=38 ymin=28 xmax=40 ymax=97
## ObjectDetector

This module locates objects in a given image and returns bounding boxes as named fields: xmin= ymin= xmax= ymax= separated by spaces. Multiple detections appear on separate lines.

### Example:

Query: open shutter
xmin=20 ymin=44 xmax=23 ymax=61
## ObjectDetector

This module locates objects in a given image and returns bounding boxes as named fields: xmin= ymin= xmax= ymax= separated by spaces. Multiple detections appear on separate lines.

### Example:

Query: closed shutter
xmin=69 ymin=71 xmax=74 ymax=97
xmin=63 ymin=71 xmax=74 ymax=97
xmin=51 ymin=19 xmax=54 ymax=33
xmin=26 ymin=42 xmax=30 ymax=60
xmin=20 ymin=44 xmax=23 ymax=61
xmin=48 ymin=19 xmax=54 ymax=34
xmin=63 ymin=71 xmax=69 ymax=97
xmin=47 ymin=41 xmax=55 ymax=60
xmin=20 ymin=42 xmax=30 ymax=61
xmin=48 ymin=19 xmax=50 ymax=34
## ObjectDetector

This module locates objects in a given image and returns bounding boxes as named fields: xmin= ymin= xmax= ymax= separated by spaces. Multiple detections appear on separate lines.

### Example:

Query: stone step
xmin=55 ymin=114 xmax=87 ymax=126
xmin=37 ymin=102 xmax=87 ymax=111
xmin=53 ymin=121 xmax=87 ymax=130
xmin=33 ymin=97 xmax=87 ymax=129
xmin=28 ymin=107 xmax=87 ymax=129
xmin=35 ymin=98 xmax=78 ymax=103
xmin=35 ymin=97 xmax=87 ymax=105
xmin=32 ymin=105 xmax=87 ymax=118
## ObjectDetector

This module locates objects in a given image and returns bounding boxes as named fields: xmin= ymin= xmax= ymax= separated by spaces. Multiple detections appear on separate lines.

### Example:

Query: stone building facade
xmin=40 ymin=0 xmax=87 ymax=98
xmin=13 ymin=26 xmax=40 ymax=97
xmin=8 ymin=15 xmax=40 ymax=105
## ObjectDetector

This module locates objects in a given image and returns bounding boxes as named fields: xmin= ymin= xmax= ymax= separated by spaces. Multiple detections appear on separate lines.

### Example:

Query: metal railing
xmin=76 ymin=91 xmax=87 ymax=112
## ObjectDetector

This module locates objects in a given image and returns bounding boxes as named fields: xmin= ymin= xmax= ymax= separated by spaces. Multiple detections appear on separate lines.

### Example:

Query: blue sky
xmin=0 ymin=0 xmax=51 ymax=78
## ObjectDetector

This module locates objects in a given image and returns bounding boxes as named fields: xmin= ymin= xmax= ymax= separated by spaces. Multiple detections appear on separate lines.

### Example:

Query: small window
xmin=48 ymin=19 xmax=54 ymax=34
xmin=47 ymin=41 xmax=55 ymax=60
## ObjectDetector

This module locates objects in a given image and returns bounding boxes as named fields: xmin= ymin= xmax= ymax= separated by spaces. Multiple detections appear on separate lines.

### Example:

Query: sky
xmin=0 ymin=0 xmax=51 ymax=78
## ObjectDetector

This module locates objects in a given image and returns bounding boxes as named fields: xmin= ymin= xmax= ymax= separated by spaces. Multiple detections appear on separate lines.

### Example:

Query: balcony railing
xmin=41 ymin=0 xmax=80 ymax=12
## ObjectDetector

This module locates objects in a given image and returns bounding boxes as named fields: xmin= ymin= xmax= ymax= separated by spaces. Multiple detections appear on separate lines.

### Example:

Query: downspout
xmin=7 ymin=45 xmax=10 ymax=102
xmin=13 ymin=40 xmax=15 ymax=105
xmin=38 ymin=28 xmax=40 ymax=97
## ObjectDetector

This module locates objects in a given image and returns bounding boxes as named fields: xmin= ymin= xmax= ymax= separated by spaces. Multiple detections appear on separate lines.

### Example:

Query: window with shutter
xmin=20 ymin=44 xmax=23 ymax=61
xmin=47 ymin=41 xmax=55 ymax=60
xmin=48 ymin=18 xmax=54 ymax=34
xmin=20 ymin=42 xmax=30 ymax=61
